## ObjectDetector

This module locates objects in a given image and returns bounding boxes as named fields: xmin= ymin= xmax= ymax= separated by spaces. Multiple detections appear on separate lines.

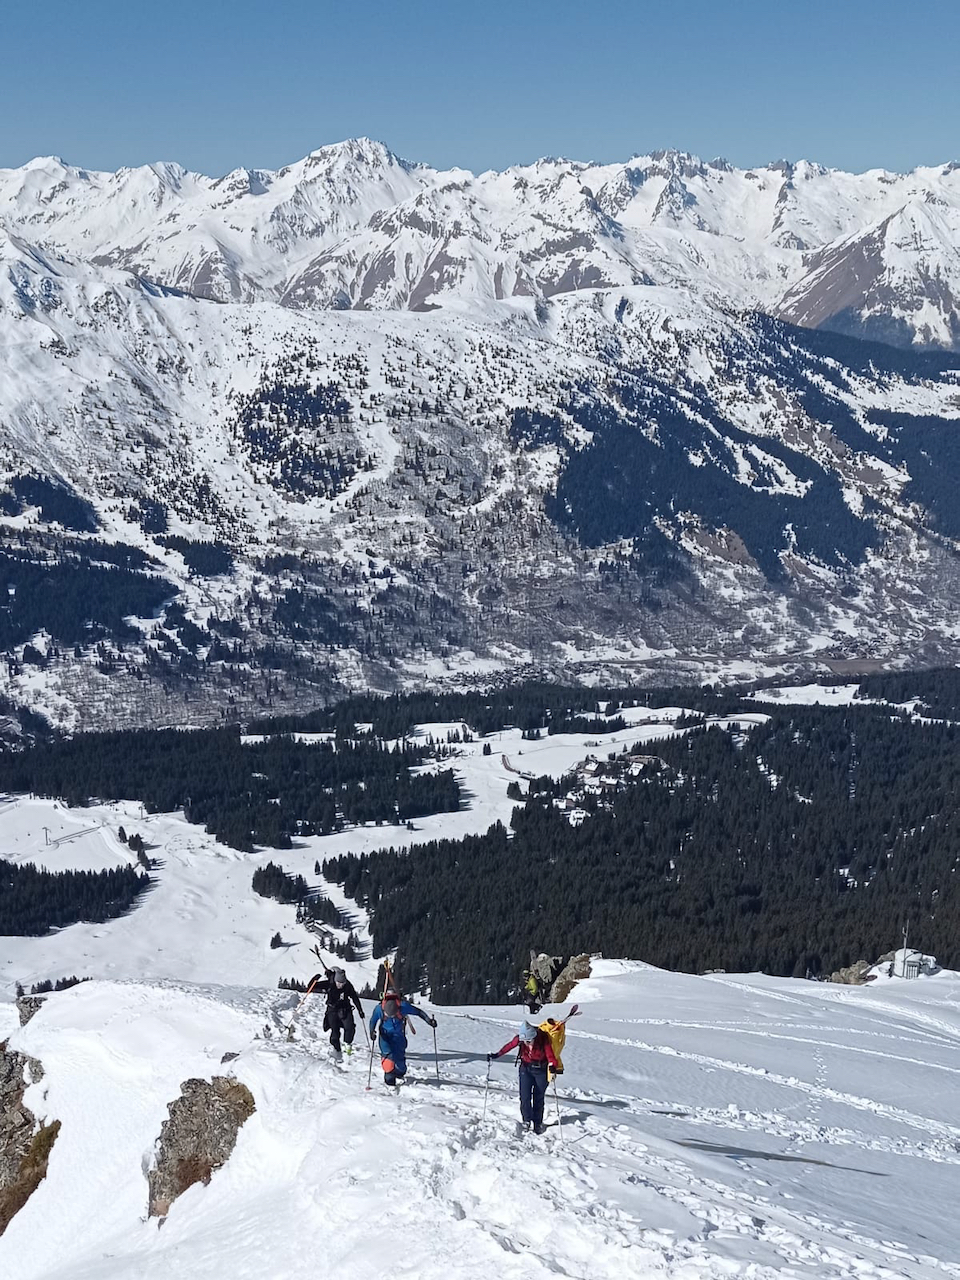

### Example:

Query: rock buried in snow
xmin=827 ymin=959 xmax=875 ymax=985
xmin=147 ymin=1076 xmax=255 ymax=1219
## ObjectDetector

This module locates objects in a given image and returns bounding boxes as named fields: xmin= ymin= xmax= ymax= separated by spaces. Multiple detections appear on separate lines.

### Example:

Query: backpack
xmin=381 ymin=993 xmax=404 ymax=1022
xmin=538 ymin=1017 xmax=566 ymax=1071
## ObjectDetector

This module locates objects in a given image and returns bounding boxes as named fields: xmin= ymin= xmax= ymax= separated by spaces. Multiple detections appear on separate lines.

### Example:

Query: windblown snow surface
xmin=4 ymin=965 xmax=960 ymax=1280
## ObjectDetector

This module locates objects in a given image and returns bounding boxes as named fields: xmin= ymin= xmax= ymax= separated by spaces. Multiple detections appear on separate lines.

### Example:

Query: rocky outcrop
xmin=529 ymin=953 xmax=565 ymax=995
xmin=15 ymin=998 xmax=45 ymax=1027
xmin=0 ymin=1041 xmax=59 ymax=1235
xmin=527 ymin=952 xmax=592 ymax=1004
xmin=552 ymin=954 xmax=592 ymax=1003
xmin=147 ymin=1076 xmax=255 ymax=1219
xmin=828 ymin=960 xmax=875 ymax=985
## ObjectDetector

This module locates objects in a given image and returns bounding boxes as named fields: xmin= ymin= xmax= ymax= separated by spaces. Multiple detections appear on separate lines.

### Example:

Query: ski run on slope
xmin=3 ymin=962 xmax=960 ymax=1280
xmin=0 ymin=710 xmax=753 ymax=995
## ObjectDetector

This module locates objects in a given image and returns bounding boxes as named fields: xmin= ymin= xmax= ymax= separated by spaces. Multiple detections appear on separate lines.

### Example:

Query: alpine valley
xmin=3 ymin=140 xmax=960 ymax=730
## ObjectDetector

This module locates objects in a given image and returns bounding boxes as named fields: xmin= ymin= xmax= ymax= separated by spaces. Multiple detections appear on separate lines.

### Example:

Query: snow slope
xmin=4 ymin=714 xmax=960 ymax=1279
xmin=3 ymin=961 xmax=960 ymax=1280
xmin=5 ymin=226 xmax=960 ymax=728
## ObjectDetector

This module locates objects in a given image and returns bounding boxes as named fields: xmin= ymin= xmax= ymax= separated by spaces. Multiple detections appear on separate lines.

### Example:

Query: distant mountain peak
xmin=2 ymin=140 xmax=960 ymax=348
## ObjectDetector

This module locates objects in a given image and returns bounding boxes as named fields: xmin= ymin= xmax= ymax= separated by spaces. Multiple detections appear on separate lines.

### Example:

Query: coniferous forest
xmin=6 ymin=671 xmax=960 ymax=981
xmin=0 ymin=861 xmax=148 ymax=935
xmin=0 ymin=726 xmax=460 ymax=852
xmin=321 ymin=678 xmax=960 ymax=1001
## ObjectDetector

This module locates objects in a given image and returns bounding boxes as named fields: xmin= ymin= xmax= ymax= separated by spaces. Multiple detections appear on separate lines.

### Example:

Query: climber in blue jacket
xmin=369 ymin=987 xmax=436 ymax=1086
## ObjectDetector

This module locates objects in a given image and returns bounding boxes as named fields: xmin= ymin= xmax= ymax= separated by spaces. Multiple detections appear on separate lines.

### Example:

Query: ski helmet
xmin=334 ymin=968 xmax=346 ymax=985
xmin=519 ymin=1021 xmax=538 ymax=1042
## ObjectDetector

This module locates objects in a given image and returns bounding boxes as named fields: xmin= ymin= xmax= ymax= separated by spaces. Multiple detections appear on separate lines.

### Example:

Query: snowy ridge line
xmin=264 ymin=1040 xmax=933 ymax=1280
xmin=6 ymin=966 xmax=960 ymax=1278
xmin=5 ymin=141 xmax=960 ymax=349
xmin=394 ymin=1069 xmax=955 ymax=1280
xmin=393 ymin=1067 xmax=960 ymax=1168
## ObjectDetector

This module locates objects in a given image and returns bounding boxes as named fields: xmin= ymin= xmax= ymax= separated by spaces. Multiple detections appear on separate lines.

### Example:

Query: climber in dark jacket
xmin=309 ymin=968 xmax=364 ymax=1055
xmin=488 ymin=1020 xmax=560 ymax=1133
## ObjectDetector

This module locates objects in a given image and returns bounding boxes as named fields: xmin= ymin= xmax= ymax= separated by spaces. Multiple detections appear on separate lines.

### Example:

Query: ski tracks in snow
xmin=9 ymin=974 xmax=960 ymax=1280
xmin=235 ymin=1026 xmax=952 ymax=1280
xmin=570 ymin=1023 xmax=960 ymax=1147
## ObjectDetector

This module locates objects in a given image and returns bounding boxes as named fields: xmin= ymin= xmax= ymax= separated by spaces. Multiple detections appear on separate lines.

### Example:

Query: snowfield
xmin=3 ymin=962 xmax=960 ymax=1280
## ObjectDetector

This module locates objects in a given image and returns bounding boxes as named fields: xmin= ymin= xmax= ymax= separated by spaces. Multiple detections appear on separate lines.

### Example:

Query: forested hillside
xmin=0 ymin=861 xmax=148 ymax=935
xmin=323 ymin=692 xmax=960 ymax=1000
xmin=0 ymin=726 xmax=460 ymax=851
xmin=6 ymin=676 xmax=960 ymax=989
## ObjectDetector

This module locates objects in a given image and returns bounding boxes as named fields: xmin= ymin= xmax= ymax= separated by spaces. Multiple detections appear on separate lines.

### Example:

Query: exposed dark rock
xmin=528 ymin=952 xmax=592 ymax=1004
xmin=551 ymin=954 xmax=592 ymax=1003
xmin=828 ymin=959 xmax=875 ymax=985
xmin=0 ymin=1040 xmax=58 ymax=1235
xmin=16 ymin=998 xmax=45 ymax=1027
xmin=147 ymin=1076 xmax=255 ymax=1219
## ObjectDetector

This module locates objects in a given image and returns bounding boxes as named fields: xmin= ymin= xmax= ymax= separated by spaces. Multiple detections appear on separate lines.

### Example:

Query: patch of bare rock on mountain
xmin=147 ymin=1076 xmax=256 ymax=1220
xmin=0 ymin=1041 xmax=59 ymax=1236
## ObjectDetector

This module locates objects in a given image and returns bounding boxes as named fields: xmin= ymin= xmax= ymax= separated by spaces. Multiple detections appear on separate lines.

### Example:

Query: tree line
xmin=0 ymin=861 xmax=148 ymax=935
xmin=0 ymin=726 xmax=460 ymax=852
xmin=250 ymin=682 xmax=645 ymax=739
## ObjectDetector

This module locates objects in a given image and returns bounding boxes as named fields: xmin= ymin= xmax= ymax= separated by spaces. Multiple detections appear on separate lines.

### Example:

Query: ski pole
xmin=553 ymin=1076 xmax=564 ymax=1144
xmin=285 ymin=974 xmax=321 ymax=1040
xmin=365 ymin=1028 xmax=377 ymax=1091
xmin=482 ymin=1060 xmax=491 ymax=1123
xmin=432 ymin=1022 xmax=440 ymax=1082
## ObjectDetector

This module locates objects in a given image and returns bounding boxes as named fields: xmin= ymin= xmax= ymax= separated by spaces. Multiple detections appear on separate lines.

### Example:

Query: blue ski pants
xmin=518 ymin=1062 xmax=549 ymax=1125
xmin=379 ymin=1026 xmax=408 ymax=1083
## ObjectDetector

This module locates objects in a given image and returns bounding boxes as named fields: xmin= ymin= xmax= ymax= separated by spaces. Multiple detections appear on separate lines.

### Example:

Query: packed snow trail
xmin=4 ymin=962 xmax=960 ymax=1280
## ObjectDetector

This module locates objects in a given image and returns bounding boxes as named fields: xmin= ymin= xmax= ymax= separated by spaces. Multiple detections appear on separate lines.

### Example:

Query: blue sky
xmin=3 ymin=0 xmax=957 ymax=175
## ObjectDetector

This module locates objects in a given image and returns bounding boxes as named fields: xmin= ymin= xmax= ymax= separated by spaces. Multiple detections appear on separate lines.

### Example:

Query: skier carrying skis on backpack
xmin=308 ymin=967 xmax=365 ymax=1056
xmin=369 ymin=986 xmax=436 ymax=1086
xmin=488 ymin=1019 xmax=561 ymax=1134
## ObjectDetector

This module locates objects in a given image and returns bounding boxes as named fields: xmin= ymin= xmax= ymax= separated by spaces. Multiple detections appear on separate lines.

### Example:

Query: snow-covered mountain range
xmin=3 ymin=142 xmax=960 ymax=727
xmin=4 ymin=140 xmax=960 ymax=347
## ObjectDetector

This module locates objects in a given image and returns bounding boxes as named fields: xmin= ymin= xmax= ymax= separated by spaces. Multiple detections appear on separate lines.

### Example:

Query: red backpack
xmin=381 ymin=992 xmax=404 ymax=1022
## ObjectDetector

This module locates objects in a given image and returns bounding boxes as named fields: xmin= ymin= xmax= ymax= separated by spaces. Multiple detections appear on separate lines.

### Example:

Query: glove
xmin=552 ymin=1066 xmax=564 ymax=1074
xmin=487 ymin=1052 xmax=496 ymax=1061
xmin=429 ymin=1017 xmax=438 ymax=1028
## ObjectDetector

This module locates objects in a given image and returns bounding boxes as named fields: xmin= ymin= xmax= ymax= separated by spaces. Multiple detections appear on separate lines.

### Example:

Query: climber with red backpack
xmin=369 ymin=986 xmax=436 ymax=1086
